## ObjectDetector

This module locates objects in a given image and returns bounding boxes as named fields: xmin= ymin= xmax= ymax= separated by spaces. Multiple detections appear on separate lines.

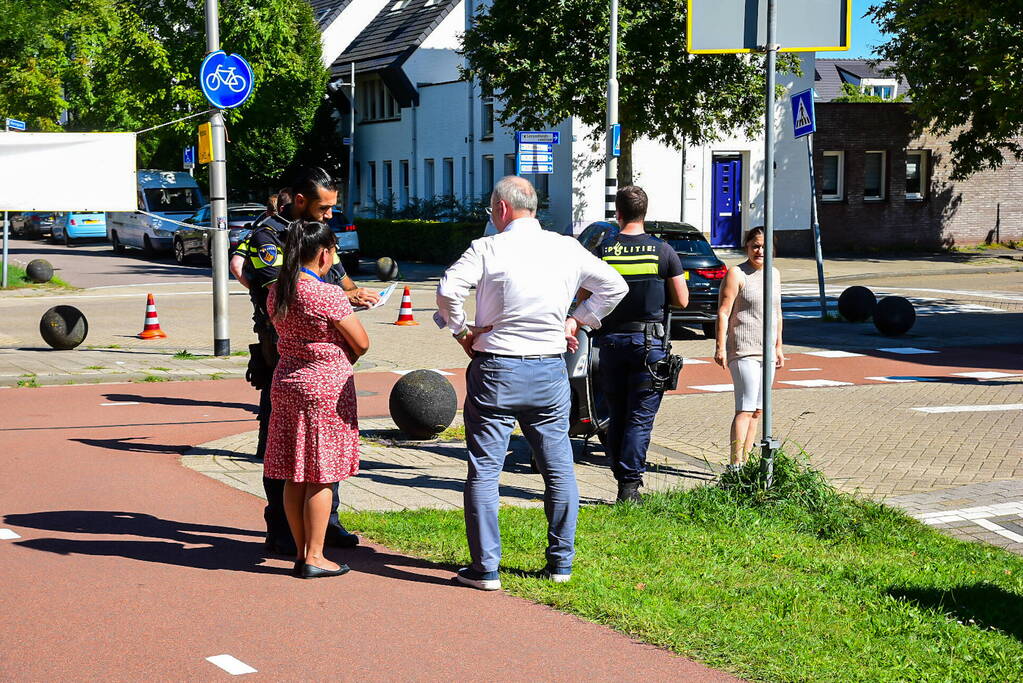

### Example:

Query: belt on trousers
xmin=475 ymin=352 xmax=563 ymax=361
xmin=606 ymin=321 xmax=665 ymax=336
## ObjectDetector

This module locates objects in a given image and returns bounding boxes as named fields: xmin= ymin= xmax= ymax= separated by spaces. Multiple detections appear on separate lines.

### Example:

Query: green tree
xmin=461 ymin=0 xmax=798 ymax=182
xmin=869 ymin=1 xmax=1023 ymax=179
xmin=0 ymin=0 xmax=328 ymax=193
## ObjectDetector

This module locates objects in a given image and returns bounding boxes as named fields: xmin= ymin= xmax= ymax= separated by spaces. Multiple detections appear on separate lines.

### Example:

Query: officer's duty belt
xmin=607 ymin=321 xmax=665 ymax=337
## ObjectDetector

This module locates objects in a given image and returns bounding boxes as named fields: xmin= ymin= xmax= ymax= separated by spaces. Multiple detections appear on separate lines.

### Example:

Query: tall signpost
xmin=687 ymin=0 xmax=849 ymax=485
xmin=2 ymin=117 xmax=25 ymax=288
xmin=605 ymin=0 xmax=619 ymax=220
xmin=200 ymin=0 xmax=254 ymax=356
xmin=790 ymin=88 xmax=827 ymax=319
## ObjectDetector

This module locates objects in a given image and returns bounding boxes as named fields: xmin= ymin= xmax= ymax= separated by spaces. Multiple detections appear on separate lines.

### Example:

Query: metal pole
xmin=465 ymin=0 xmax=475 ymax=202
xmin=2 ymin=119 xmax=9 ymax=289
xmin=205 ymin=0 xmax=230 ymax=356
xmin=760 ymin=0 xmax=779 ymax=486
xmin=605 ymin=0 xmax=619 ymax=220
xmin=346 ymin=62 xmax=356 ymax=218
xmin=807 ymin=134 xmax=827 ymax=318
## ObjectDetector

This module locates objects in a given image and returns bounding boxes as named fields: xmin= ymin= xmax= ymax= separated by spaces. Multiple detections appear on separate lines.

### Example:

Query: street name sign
xmin=5 ymin=118 xmax=26 ymax=131
xmin=200 ymin=50 xmax=255 ymax=109
xmin=516 ymin=131 xmax=560 ymax=145
xmin=687 ymin=0 xmax=851 ymax=53
xmin=790 ymin=89 xmax=816 ymax=138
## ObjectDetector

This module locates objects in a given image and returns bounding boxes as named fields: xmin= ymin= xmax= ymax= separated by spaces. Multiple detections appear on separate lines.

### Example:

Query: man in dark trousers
xmin=593 ymin=186 xmax=689 ymax=502
xmin=244 ymin=167 xmax=379 ymax=554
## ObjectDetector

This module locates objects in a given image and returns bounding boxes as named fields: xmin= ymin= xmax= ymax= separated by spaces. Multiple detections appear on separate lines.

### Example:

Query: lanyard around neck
xmin=300 ymin=267 xmax=324 ymax=282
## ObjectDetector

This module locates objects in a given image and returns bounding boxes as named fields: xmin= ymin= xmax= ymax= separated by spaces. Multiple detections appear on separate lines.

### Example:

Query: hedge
xmin=355 ymin=219 xmax=485 ymax=266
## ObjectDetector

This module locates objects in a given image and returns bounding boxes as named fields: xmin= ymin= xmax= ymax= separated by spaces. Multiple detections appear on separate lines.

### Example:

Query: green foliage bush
xmin=356 ymin=219 xmax=485 ymax=265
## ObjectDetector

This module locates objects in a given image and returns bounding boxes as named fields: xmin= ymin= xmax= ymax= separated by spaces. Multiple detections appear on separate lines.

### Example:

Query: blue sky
xmin=816 ymin=0 xmax=886 ymax=59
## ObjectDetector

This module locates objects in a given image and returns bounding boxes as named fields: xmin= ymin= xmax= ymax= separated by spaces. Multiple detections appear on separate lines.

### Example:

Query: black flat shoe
xmin=301 ymin=563 xmax=351 ymax=579
xmin=291 ymin=561 xmax=303 ymax=577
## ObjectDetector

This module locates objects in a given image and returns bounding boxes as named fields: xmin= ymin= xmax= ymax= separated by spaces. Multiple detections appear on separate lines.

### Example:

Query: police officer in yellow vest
xmin=243 ymin=167 xmax=379 ymax=554
xmin=593 ymin=186 xmax=689 ymax=502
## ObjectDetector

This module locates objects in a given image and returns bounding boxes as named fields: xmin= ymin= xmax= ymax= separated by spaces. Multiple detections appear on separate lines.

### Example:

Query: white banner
xmin=0 ymin=132 xmax=137 ymax=211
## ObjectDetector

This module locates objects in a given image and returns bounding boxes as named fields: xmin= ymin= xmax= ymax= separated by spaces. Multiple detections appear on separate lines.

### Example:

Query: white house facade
xmin=314 ymin=0 xmax=815 ymax=249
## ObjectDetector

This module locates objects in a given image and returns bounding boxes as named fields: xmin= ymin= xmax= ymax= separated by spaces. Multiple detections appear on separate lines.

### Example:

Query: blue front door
xmin=711 ymin=155 xmax=743 ymax=247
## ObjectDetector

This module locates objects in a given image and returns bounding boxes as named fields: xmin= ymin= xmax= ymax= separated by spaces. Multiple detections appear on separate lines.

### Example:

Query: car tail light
xmin=70 ymin=219 xmax=77 ymax=226
xmin=343 ymin=224 xmax=356 ymax=232
xmin=695 ymin=266 xmax=727 ymax=280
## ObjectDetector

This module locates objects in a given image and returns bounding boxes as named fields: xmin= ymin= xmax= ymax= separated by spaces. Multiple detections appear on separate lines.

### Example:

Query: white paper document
xmin=355 ymin=283 xmax=397 ymax=311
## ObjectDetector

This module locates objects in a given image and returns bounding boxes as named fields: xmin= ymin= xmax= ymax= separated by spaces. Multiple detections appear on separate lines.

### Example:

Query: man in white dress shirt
xmin=436 ymin=176 xmax=627 ymax=591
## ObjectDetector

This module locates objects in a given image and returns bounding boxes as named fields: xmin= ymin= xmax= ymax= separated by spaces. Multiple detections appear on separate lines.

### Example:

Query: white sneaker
xmin=456 ymin=567 xmax=501 ymax=591
xmin=541 ymin=568 xmax=572 ymax=583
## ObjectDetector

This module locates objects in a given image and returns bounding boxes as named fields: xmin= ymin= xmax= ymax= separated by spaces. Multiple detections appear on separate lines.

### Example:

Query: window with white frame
xmin=460 ymin=156 xmax=466 ymax=198
xmin=821 ymin=151 xmax=844 ymax=201
xmin=383 ymin=161 xmax=393 ymax=202
xmin=367 ymin=162 xmax=376 ymax=204
xmin=905 ymin=150 xmax=929 ymax=199
xmin=424 ymin=159 xmax=435 ymax=198
xmin=480 ymin=87 xmax=495 ymax=139
xmin=864 ymin=151 xmax=886 ymax=200
xmin=400 ymin=160 xmax=409 ymax=207
xmin=504 ymin=154 xmax=516 ymax=177
xmin=481 ymin=155 xmax=494 ymax=197
xmin=860 ymin=78 xmax=899 ymax=100
xmin=442 ymin=158 xmax=454 ymax=197
xmin=359 ymin=78 xmax=400 ymax=122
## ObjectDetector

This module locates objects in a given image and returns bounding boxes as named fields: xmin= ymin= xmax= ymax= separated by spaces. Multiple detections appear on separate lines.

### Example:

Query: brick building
xmin=812 ymin=102 xmax=1023 ymax=252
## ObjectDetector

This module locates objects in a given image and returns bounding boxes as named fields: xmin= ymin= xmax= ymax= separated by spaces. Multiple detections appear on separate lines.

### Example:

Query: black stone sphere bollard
xmin=389 ymin=369 xmax=457 ymax=440
xmin=837 ymin=285 xmax=876 ymax=322
xmin=873 ymin=296 xmax=916 ymax=336
xmin=376 ymin=257 xmax=399 ymax=282
xmin=39 ymin=305 xmax=88 ymax=350
xmin=26 ymin=259 xmax=54 ymax=283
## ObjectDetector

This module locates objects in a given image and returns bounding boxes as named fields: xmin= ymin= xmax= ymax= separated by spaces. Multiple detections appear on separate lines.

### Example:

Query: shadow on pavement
xmin=5 ymin=510 xmax=279 ymax=575
xmin=889 ymin=584 xmax=1023 ymax=642
xmin=342 ymin=544 xmax=459 ymax=586
xmin=104 ymin=392 xmax=258 ymax=413
xmin=71 ymin=436 xmax=194 ymax=454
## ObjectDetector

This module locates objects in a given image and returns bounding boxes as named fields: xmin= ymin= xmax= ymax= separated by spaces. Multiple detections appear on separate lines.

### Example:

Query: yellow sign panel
xmin=197 ymin=122 xmax=213 ymax=164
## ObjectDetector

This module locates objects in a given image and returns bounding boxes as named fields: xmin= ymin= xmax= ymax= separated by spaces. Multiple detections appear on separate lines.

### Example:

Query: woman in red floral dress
xmin=265 ymin=220 xmax=369 ymax=579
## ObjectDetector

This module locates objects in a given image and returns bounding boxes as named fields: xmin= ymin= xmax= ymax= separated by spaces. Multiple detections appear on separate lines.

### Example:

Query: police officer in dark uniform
xmin=592 ymin=186 xmax=689 ymax=502
xmin=244 ymin=167 xmax=379 ymax=554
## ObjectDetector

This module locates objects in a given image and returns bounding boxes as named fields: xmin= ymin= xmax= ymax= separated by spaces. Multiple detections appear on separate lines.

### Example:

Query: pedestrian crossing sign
xmin=790 ymin=89 xmax=816 ymax=138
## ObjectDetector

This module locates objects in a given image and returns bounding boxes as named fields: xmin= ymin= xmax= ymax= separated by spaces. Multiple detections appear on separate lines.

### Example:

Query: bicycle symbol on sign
xmin=204 ymin=64 xmax=247 ymax=93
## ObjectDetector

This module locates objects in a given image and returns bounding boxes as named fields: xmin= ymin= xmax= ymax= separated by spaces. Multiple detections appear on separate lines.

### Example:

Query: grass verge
xmin=1 ymin=263 xmax=73 ymax=290
xmin=344 ymin=451 xmax=1023 ymax=681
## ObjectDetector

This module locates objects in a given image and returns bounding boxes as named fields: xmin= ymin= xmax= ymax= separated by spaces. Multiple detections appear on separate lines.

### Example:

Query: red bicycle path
xmin=0 ymin=380 xmax=735 ymax=681
xmin=1 ymin=344 xmax=1016 ymax=680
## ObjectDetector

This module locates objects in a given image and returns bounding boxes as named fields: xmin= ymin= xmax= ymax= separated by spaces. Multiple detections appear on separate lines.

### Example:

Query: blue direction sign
xmin=183 ymin=146 xmax=196 ymax=168
xmin=200 ymin=50 xmax=255 ymax=109
xmin=5 ymin=118 xmax=26 ymax=131
xmin=790 ymin=89 xmax=816 ymax=138
xmin=517 ymin=140 xmax=554 ymax=174
xmin=516 ymin=130 xmax=560 ymax=145
xmin=611 ymin=123 xmax=621 ymax=157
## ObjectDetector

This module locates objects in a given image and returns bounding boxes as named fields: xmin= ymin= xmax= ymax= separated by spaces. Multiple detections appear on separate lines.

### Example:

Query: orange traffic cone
xmin=138 ymin=293 xmax=167 ymax=339
xmin=394 ymin=286 xmax=419 ymax=326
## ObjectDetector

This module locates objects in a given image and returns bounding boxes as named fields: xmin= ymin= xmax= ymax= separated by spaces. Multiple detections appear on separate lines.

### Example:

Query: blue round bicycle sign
xmin=199 ymin=50 xmax=254 ymax=109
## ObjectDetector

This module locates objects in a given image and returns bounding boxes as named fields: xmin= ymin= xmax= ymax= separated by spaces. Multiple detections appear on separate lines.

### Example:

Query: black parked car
xmin=173 ymin=203 xmax=266 ymax=264
xmin=577 ymin=220 xmax=728 ymax=338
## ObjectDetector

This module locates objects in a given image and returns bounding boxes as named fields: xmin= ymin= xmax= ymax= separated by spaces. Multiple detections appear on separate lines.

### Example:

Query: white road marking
xmin=206 ymin=655 xmax=257 ymax=675
xmin=918 ymin=502 xmax=1023 ymax=521
xmin=913 ymin=403 xmax=1023 ymax=414
xmin=865 ymin=376 xmax=938 ymax=383
xmin=689 ymin=384 xmax=734 ymax=392
xmin=951 ymin=371 xmax=1023 ymax=380
xmin=0 ymin=529 xmax=22 ymax=540
xmin=786 ymin=367 xmax=822 ymax=372
xmin=101 ymin=402 xmax=140 ymax=406
xmin=973 ymin=518 xmax=1023 ymax=544
xmin=803 ymin=350 xmax=865 ymax=358
xmin=876 ymin=347 xmax=939 ymax=355
xmin=778 ymin=379 xmax=853 ymax=388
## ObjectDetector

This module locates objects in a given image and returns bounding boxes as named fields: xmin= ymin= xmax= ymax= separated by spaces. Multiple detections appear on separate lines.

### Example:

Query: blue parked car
xmin=51 ymin=212 xmax=108 ymax=247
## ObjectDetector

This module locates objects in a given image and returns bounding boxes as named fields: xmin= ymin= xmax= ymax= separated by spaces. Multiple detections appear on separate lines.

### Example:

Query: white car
xmin=107 ymin=170 xmax=205 ymax=256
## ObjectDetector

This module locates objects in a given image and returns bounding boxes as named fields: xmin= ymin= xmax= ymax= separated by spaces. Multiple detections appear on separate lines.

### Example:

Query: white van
xmin=107 ymin=170 xmax=205 ymax=256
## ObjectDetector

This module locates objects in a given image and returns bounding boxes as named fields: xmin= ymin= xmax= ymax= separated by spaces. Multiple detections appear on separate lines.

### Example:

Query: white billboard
xmin=0 ymin=132 xmax=137 ymax=211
